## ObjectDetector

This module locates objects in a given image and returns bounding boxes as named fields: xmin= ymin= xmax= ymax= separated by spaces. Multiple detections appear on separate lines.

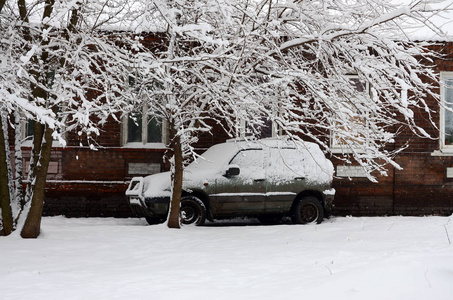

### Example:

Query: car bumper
xmin=127 ymin=196 xmax=170 ymax=217
xmin=144 ymin=196 xmax=170 ymax=215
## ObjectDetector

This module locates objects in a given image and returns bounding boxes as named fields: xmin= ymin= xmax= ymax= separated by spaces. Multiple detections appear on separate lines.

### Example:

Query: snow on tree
xmin=0 ymin=0 xmax=140 ymax=237
xmin=218 ymin=0 xmax=451 ymax=180
xmin=127 ymin=0 xmax=276 ymax=228
xmin=125 ymin=0 xmax=450 ymax=228
xmin=1 ymin=0 xmax=450 ymax=233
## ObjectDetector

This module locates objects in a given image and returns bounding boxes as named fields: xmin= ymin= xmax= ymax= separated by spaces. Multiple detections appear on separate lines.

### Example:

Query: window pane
xmin=332 ymin=77 xmax=368 ymax=149
xmin=267 ymin=148 xmax=306 ymax=180
xmin=444 ymin=78 xmax=453 ymax=145
xmin=349 ymin=77 xmax=366 ymax=93
xmin=257 ymin=117 xmax=273 ymax=139
xmin=230 ymin=150 xmax=265 ymax=179
xmin=127 ymin=113 xmax=142 ymax=143
xmin=147 ymin=117 xmax=162 ymax=143
xmin=26 ymin=119 xmax=34 ymax=139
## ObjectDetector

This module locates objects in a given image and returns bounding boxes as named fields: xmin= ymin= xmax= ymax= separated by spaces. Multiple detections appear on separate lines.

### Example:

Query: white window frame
xmin=122 ymin=71 xmax=168 ymax=148
xmin=238 ymin=118 xmax=279 ymax=139
xmin=121 ymin=107 xmax=168 ymax=148
xmin=20 ymin=116 xmax=66 ymax=147
xmin=439 ymin=72 xmax=453 ymax=153
xmin=330 ymin=75 xmax=371 ymax=154
xmin=237 ymin=102 xmax=281 ymax=139
xmin=21 ymin=117 xmax=34 ymax=143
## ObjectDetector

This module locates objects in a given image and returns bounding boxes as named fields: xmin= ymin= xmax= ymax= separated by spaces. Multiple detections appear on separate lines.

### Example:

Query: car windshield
xmin=187 ymin=142 xmax=242 ymax=171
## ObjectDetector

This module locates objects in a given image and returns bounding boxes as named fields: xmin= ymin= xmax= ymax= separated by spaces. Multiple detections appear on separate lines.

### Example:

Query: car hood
xmin=142 ymin=171 xmax=172 ymax=199
xmin=142 ymin=168 xmax=219 ymax=199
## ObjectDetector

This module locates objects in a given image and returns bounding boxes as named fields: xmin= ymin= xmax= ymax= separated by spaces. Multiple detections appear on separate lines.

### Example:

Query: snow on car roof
xmin=194 ymin=137 xmax=303 ymax=168
xmin=189 ymin=137 xmax=332 ymax=176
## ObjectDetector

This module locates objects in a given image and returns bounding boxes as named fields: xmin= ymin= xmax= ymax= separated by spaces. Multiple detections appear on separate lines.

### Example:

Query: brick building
xmin=9 ymin=117 xmax=231 ymax=217
xmin=7 ymin=42 xmax=453 ymax=218
xmin=333 ymin=42 xmax=453 ymax=217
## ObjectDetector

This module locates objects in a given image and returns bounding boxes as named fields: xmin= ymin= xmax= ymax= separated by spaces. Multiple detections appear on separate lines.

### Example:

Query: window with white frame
xmin=23 ymin=118 xmax=34 ymax=142
xmin=259 ymin=118 xmax=276 ymax=138
xmin=239 ymin=117 xmax=277 ymax=139
xmin=122 ymin=107 xmax=164 ymax=146
xmin=441 ymin=72 xmax=453 ymax=149
xmin=122 ymin=73 xmax=166 ymax=147
xmin=21 ymin=117 xmax=66 ymax=146
xmin=21 ymin=71 xmax=57 ymax=143
xmin=237 ymin=101 xmax=281 ymax=139
xmin=331 ymin=75 xmax=370 ymax=153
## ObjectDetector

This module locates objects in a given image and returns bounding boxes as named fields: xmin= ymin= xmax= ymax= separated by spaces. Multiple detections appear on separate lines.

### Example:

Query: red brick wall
xmin=19 ymin=146 xmax=170 ymax=217
xmin=44 ymin=182 xmax=131 ymax=217
xmin=332 ymin=159 xmax=395 ymax=216
xmin=37 ymin=118 xmax=230 ymax=217
xmin=332 ymin=154 xmax=453 ymax=217
xmin=7 ymin=40 xmax=453 ymax=218
xmin=393 ymin=154 xmax=453 ymax=215
xmin=332 ymin=42 xmax=453 ymax=216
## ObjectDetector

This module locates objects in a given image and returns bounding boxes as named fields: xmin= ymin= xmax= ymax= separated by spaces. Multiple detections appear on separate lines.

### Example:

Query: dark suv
xmin=126 ymin=138 xmax=335 ymax=225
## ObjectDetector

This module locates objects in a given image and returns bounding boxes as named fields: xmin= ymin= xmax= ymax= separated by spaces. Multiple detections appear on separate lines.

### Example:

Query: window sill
xmin=331 ymin=147 xmax=365 ymax=154
xmin=122 ymin=142 xmax=167 ymax=149
xmin=431 ymin=149 xmax=453 ymax=156
xmin=336 ymin=165 xmax=368 ymax=178
xmin=21 ymin=140 xmax=66 ymax=148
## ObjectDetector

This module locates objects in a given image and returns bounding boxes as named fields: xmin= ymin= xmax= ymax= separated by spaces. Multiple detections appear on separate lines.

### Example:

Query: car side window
xmin=229 ymin=149 xmax=265 ymax=181
xmin=267 ymin=148 xmax=306 ymax=183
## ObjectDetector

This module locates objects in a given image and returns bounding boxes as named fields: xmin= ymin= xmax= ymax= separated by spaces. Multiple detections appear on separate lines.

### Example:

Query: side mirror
xmin=225 ymin=165 xmax=240 ymax=177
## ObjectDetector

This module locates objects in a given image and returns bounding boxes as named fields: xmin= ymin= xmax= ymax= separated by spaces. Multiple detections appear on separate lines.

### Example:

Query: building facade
xmin=333 ymin=43 xmax=453 ymax=216
xmin=7 ymin=43 xmax=453 ymax=218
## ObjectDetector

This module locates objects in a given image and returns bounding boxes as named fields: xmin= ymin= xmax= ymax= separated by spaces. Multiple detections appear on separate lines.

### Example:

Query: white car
xmin=126 ymin=138 xmax=335 ymax=225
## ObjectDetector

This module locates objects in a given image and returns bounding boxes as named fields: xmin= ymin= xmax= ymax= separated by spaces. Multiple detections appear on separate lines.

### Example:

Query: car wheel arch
xmin=182 ymin=189 xmax=213 ymax=221
xmin=291 ymin=190 xmax=324 ymax=213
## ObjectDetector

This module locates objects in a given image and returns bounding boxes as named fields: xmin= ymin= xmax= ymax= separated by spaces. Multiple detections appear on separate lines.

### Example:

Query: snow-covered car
xmin=125 ymin=138 xmax=335 ymax=226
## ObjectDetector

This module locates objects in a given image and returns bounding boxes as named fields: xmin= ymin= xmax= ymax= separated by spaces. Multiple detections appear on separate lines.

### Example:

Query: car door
xmin=265 ymin=148 xmax=307 ymax=214
xmin=212 ymin=149 xmax=266 ymax=217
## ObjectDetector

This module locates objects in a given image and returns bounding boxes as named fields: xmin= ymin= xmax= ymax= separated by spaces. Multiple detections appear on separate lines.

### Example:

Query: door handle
xmin=254 ymin=178 xmax=265 ymax=182
xmin=295 ymin=177 xmax=305 ymax=180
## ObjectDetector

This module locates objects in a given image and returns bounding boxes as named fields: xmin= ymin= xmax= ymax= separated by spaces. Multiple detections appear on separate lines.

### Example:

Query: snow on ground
xmin=1 ymin=216 xmax=452 ymax=300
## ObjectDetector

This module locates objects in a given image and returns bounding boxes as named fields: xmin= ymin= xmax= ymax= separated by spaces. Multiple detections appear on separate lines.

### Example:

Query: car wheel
xmin=145 ymin=216 xmax=166 ymax=225
xmin=291 ymin=196 xmax=324 ymax=224
xmin=180 ymin=196 xmax=207 ymax=226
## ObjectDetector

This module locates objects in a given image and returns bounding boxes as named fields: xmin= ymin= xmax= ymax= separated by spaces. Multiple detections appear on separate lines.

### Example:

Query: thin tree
xmin=129 ymin=0 xmax=450 ymax=229
xmin=1 ymin=0 xmax=450 ymax=233
xmin=0 ymin=0 xmax=138 ymax=237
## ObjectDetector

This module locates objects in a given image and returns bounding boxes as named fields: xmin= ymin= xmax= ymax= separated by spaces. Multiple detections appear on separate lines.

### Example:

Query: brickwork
xmin=16 ymin=145 xmax=169 ymax=217
xmin=331 ymin=45 xmax=453 ymax=216
xmin=43 ymin=181 xmax=131 ymax=217
xmin=332 ymin=153 xmax=453 ymax=216
xmin=393 ymin=154 xmax=453 ymax=215
xmin=195 ymin=119 xmax=233 ymax=151
xmin=332 ymin=157 xmax=395 ymax=216
xmin=37 ymin=120 xmax=228 ymax=217
xmin=6 ymin=39 xmax=453 ymax=218
xmin=332 ymin=160 xmax=453 ymax=217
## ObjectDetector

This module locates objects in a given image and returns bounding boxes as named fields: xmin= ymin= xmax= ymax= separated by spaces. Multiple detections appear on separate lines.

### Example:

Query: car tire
xmin=180 ymin=196 xmax=207 ymax=226
xmin=145 ymin=216 xmax=166 ymax=225
xmin=291 ymin=196 xmax=324 ymax=224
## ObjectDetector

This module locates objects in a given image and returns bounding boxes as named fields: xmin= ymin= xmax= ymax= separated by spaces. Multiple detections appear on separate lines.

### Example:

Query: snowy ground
xmin=1 ymin=216 xmax=452 ymax=300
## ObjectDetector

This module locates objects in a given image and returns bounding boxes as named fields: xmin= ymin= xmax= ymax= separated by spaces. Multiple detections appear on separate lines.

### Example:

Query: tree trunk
xmin=13 ymin=111 xmax=24 ymax=212
xmin=20 ymin=122 xmax=53 ymax=238
xmin=0 ymin=112 xmax=13 ymax=236
xmin=167 ymin=133 xmax=183 ymax=229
